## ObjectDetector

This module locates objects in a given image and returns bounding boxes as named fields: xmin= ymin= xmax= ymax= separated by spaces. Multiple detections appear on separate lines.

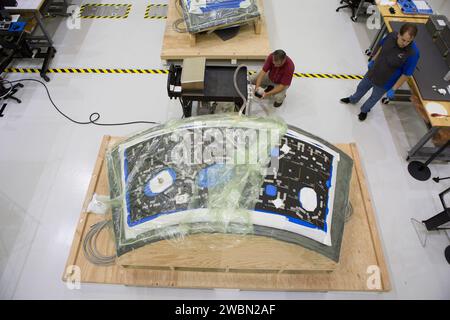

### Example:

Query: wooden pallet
xmin=161 ymin=0 xmax=270 ymax=62
xmin=63 ymin=136 xmax=391 ymax=292
xmin=118 ymin=232 xmax=337 ymax=273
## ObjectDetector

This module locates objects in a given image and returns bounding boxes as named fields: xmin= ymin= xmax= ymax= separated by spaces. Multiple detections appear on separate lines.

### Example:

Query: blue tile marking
xmin=197 ymin=164 xmax=232 ymax=189
xmin=265 ymin=184 xmax=277 ymax=197
xmin=271 ymin=147 xmax=279 ymax=157
xmin=323 ymin=162 xmax=334 ymax=233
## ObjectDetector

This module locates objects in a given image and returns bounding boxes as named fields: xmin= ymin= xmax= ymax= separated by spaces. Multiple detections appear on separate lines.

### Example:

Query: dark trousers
xmin=350 ymin=75 xmax=387 ymax=113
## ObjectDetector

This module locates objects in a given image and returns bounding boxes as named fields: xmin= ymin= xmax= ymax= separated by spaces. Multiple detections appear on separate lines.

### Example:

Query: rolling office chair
xmin=411 ymin=186 xmax=450 ymax=264
xmin=0 ymin=81 xmax=24 ymax=104
xmin=0 ymin=30 xmax=27 ymax=104
xmin=336 ymin=0 xmax=375 ymax=22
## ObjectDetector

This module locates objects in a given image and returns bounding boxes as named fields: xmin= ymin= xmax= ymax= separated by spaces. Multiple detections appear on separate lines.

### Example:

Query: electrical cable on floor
xmin=82 ymin=220 xmax=116 ymax=266
xmin=2 ymin=78 xmax=161 ymax=126
xmin=233 ymin=64 xmax=248 ymax=116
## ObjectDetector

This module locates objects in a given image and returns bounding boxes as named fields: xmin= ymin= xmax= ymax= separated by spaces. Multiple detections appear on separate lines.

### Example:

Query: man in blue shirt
xmin=340 ymin=23 xmax=420 ymax=121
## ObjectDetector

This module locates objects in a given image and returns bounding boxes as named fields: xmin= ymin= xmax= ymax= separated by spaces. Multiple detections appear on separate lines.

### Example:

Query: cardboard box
xmin=181 ymin=57 xmax=206 ymax=91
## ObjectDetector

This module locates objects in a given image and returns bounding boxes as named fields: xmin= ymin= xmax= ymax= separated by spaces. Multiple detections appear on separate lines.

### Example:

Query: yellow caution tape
xmin=4 ymin=68 xmax=363 ymax=80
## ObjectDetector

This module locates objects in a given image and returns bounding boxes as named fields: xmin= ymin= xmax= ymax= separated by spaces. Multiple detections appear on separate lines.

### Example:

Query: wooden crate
xmin=118 ymin=232 xmax=337 ymax=273
xmin=63 ymin=136 xmax=391 ymax=292
xmin=161 ymin=0 xmax=270 ymax=61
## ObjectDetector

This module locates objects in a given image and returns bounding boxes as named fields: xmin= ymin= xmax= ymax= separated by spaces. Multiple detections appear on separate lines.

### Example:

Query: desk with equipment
xmin=167 ymin=58 xmax=248 ymax=118
xmin=384 ymin=18 xmax=450 ymax=161
xmin=376 ymin=0 xmax=431 ymax=18
xmin=1 ymin=0 xmax=70 ymax=81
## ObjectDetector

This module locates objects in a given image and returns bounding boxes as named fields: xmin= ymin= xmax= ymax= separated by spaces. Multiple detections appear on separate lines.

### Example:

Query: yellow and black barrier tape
xmin=293 ymin=73 xmax=363 ymax=80
xmin=247 ymin=71 xmax=363 ymax=80
xmin=4 ymin=68 xmax=169 ymax=74
xmin=4 ymin=68 xmax=363 ymax=80
xmin=79 ymin=3 xmax=132 ymax=19
xmin=144 ymin=4 xmax=168 ymax=19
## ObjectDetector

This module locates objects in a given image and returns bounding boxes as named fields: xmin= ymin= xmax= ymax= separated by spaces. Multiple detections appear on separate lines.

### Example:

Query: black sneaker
xmin=340 ymin=97 xmax=351 ymax=104
xmin=358 ymin=112 xmax=367 ymax=121
xmin=273 ymin=101 xmax=283 ymax=108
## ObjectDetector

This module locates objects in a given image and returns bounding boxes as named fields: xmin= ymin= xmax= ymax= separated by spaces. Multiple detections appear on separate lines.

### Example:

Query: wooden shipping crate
xmin=63 ymin=136 xmax=390 ymax=292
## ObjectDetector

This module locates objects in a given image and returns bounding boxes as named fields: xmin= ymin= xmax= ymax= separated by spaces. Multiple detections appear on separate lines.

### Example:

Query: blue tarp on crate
xmin=180 ymin=0 xmax=260 ymax=34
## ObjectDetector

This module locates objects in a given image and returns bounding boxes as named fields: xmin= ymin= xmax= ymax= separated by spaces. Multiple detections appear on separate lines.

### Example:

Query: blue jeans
xmin=349 ymin=75 xmax=387 ymax=113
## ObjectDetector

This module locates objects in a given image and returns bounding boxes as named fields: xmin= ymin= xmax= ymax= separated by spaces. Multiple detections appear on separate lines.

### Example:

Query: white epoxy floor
xmin=0 ymin=0 xmax=449 ymax=299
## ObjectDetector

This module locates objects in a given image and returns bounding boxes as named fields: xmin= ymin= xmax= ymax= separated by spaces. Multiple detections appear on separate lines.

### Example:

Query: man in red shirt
xmin=251 ymin=49 xmax=295 ymax=108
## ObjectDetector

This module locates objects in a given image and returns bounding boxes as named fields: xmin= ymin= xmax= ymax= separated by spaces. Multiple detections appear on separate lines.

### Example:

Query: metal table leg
xmin=368 ymin=28 xmax=382 ymax=53
xmin=180 ymin=99 xmax=192 ymax=118
xmin=40 ymin=46 xmax=55 ymax=82
xmin=407 ymin=127 xmax=439 ymax=160
xmin=375 ymin=22 xmax=387 ymax=50
xmin=381 ymin=89 xmax=412 ymax=104
xmin=408 ymin=140 xmax=450 ymax=180
xmin=367 ymin=21 xmax=387 ymax=55
xmin=34 ymin=10 xmax=53 ymax=46
xmin=0 ymin=103 xmax=7 ymax=117
xmin=352 ymin=0 xmax=366 ymax=21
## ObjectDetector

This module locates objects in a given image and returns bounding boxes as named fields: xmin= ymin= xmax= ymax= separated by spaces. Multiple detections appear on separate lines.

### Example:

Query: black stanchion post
xmin=408 ymin=140 xmax=450 ymax=181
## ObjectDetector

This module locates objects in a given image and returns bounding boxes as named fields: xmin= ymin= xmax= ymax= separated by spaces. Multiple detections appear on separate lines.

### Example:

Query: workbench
xmin=4 ymin=0 xmax=70 ymax=81
xmin=363 ymin=1 xmax=450 ymax=161
xmin=384 ymin=18 xmax=450 ymax=161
